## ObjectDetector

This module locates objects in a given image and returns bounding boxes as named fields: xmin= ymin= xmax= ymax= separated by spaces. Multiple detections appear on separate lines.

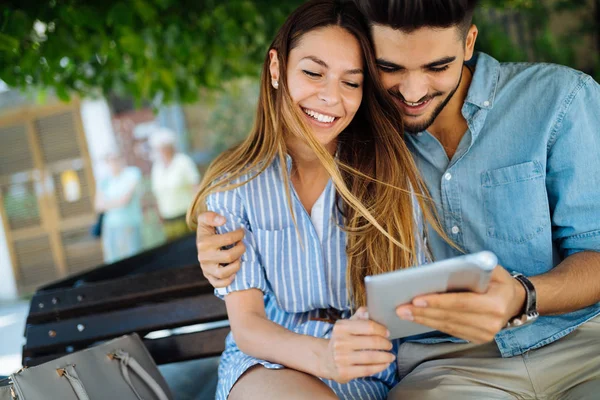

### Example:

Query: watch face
xmin=506 ymin=311 xmax=538 ymax=329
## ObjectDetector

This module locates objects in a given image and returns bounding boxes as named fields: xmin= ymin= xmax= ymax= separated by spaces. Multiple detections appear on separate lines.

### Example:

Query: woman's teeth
xmin=303 ymin=108 xmax=336 ymax=123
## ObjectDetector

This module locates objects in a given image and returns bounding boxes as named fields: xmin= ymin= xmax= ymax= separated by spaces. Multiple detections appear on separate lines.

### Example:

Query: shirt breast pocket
xmin=482 ymin=161 xmax=550 ymax=244
xmin=253 ymin=225 xmax=302 ymax=312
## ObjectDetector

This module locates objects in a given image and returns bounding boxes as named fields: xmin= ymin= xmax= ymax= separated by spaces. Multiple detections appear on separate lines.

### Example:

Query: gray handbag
xmin=0 ymin=334 xmax=173 ymax=400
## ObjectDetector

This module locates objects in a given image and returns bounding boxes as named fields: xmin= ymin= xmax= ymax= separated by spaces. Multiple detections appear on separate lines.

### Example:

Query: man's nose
xmin=398 ymin=74 xmax=428 ymax=103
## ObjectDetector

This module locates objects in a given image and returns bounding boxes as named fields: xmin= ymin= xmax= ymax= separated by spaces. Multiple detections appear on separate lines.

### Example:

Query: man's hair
xmin=356 ymin=0 xmax=479 ymax=39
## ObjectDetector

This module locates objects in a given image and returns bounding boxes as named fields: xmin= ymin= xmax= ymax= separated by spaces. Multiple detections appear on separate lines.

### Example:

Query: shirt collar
xmin=284 ymin=153 xmax=293 ymax=173
xmin=269 ymin=153 xmax=293 ymax=175
xmin=464 ymin=52 xmax=501 ymax=110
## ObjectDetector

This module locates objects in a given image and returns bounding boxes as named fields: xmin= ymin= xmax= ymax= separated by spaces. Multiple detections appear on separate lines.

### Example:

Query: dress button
xmin=451 ymin=226 xmax=460 ymax=234
xmin=444 ymin=173 xmax=452 ymax=181
xmin=483 ymin=100 xmax=490 ymax=107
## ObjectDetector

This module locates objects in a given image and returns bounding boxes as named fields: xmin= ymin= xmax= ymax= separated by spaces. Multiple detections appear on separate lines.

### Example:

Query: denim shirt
xmin=405 ymin=52 xmax=600 ymax=357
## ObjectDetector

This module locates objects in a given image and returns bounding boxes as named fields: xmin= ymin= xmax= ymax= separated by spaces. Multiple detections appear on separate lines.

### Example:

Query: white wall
xmin=0 ymin=212 xmax=17 ymax=301
xmin=80 ymin=98 xmax=118 ymax=181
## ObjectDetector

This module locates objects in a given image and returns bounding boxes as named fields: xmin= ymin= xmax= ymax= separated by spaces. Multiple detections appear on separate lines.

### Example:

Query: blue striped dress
xmin=206 ymin=155 xmax=427 ymax=399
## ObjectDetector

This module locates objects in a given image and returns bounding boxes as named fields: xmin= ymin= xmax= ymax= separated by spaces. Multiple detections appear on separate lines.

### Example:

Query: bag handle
xmin=0 ymin=383 xmax=17 ymax=400
xmin=109 ymin=350 xmax=170 ymax=400
xmin=57 ymin=365 xmax=91 ymax=400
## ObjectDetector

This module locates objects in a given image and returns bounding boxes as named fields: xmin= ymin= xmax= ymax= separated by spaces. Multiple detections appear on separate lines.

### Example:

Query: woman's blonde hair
xmin=188 ymin=0 xmax=452 ymax=308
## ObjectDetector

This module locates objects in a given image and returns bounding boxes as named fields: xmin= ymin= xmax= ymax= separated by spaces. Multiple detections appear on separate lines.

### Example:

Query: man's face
xmin=371 ymin=25 xmax=476 ymax=133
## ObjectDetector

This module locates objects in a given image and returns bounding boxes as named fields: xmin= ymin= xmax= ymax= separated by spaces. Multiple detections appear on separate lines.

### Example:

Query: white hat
xmin=149 ymin=127 xmax=177 ymax=149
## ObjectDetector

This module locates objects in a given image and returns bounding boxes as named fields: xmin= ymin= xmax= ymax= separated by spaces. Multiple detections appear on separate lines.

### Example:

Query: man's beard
xmin=389 ymin=67 xmax=464 ymax=134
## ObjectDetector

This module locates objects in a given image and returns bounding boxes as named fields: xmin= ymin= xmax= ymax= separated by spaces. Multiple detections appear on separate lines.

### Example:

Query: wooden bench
xmin=22 ymin=233 xmax=229 ymax=368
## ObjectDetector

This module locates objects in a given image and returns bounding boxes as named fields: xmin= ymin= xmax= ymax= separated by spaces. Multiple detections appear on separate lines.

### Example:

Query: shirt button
xmin=483 ymin=100 xmax=490 ymax=107
xmin=444 ymin=172 xmax=452 ymax=181
xmin=451 ymin=226 xmax=460 ymax=234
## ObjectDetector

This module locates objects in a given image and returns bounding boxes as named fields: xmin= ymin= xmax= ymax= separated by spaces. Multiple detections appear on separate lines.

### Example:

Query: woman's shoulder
xmin=205 ymin=158 xmax=285 ymax=216
xmin=213 ymin=157 xmax=280 ymax=192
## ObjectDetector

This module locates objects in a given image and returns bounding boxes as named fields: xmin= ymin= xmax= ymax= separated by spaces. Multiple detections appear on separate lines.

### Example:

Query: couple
xmin=189 ymin=0 xmax=600 ymax=399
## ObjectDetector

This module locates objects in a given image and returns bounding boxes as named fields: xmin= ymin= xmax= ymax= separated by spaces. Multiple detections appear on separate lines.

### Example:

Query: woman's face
xmin=106 ymin=155 xmax=124 ymax=176
xmin=285 ymin=26 xmax=364 ymax=149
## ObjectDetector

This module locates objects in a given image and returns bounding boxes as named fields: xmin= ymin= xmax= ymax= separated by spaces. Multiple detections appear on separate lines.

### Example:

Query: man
xmin=195 ymin=0 xmax=600 ymax=398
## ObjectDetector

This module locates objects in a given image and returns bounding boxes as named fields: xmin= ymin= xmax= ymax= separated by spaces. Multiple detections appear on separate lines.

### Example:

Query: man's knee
xmin=561 ymin=379 xmax=600 ymax=400
xmin=387 ymin=378 xmax=516 ymax=400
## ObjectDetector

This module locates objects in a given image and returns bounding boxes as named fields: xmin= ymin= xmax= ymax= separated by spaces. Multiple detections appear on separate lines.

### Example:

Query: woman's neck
xmin=111 ymin=166 xmax=125 ymax=177
xmin=287 ymin=137 xmax=336 ymax=176
xmin=286 ymin=138 xmax=336 ymax=214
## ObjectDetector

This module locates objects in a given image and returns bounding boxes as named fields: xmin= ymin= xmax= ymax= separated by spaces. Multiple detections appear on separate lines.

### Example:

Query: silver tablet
xmin=365 ymin=251 xmax=498 ymax=339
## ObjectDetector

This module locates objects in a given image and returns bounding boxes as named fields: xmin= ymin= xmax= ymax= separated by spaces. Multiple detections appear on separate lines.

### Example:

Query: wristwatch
xmin=505 ymin=272 xmax=539 ymax=328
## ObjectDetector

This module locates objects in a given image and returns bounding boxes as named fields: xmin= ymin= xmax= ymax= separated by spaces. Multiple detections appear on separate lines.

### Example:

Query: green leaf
xmin=118 ymin=32 xmax=145 ymax=54
xmin=107 ymin=3 xmax=134 ymax=27
xmin=159 ymin=68 xmax=176 ymax=90
xmin=133 ymin=0 xmax=158 ymax=23
xmin=55 ymin=85 xmax=70 ymax=101
xmin=0 ymin=32 xmax=20 ymax=53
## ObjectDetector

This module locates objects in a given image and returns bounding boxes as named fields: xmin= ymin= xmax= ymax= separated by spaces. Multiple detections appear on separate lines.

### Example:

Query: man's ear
xmin=464 ymin=24 xmax=478 ymax=62
xmin=269 ymin=49 xmax=280 ymax=88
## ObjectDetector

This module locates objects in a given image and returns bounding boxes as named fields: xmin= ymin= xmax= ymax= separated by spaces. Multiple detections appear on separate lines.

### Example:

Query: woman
xmin=95 ymin=151 xmax=144 ymax=263
xmin=188 ymin=1 xmax=446 ymax=398
xmin=150 ymin=127 xmax=200 ymax=241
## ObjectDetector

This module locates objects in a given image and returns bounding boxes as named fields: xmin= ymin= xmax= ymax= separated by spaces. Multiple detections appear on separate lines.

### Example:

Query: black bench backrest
xmin=23 ymin=234 xmax=229 ymax=367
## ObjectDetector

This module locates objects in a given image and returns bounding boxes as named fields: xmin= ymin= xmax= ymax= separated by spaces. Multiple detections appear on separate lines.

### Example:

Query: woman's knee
xmin=229 ymin=366 xmax=337 ymax=400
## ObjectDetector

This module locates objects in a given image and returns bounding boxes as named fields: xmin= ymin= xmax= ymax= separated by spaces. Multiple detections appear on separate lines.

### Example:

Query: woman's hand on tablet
xmin=395 ymin=266 xmax=526 ymax=344
xmin=320 ymin=307 xmax=395 ymax=383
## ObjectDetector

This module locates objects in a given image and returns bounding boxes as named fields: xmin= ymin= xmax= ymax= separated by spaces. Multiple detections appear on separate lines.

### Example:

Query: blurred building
xmin=0 ymin=91 xmax=202 ymax=300
xmin=0 ymin=93 xmax=112 ymax=299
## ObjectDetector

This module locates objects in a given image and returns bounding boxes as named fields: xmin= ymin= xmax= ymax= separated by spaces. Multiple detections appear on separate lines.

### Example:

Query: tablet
xmin=364 ymin=251 xmax=498 ymax=339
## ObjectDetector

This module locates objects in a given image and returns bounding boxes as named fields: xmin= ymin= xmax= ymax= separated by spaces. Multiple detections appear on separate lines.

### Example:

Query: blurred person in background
xmin=94 ymin=150 xmax=144 ymax=263
xmin=150 ymin=128 xmax=200 ymax=241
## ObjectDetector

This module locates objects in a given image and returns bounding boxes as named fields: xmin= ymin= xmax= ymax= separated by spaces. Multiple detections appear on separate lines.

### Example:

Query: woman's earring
xmin=272 ymin=80 xmax=279 ymax=89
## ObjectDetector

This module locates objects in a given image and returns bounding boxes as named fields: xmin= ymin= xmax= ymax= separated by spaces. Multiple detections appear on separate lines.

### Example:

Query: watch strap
xmin=506 ymin=273 xmax=539 ymax=328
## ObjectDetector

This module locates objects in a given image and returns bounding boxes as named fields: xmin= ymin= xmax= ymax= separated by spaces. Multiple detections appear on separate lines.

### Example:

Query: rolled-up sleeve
xmin=205 ymin=189 xmax=269 ymax=298
xmin=547 ymin=75 xmax=600 ymax=258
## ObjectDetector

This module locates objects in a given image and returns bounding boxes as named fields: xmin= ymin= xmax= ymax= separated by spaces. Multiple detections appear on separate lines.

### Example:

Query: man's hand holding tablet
xmin=365 ymin=252 xmax=528 ymax=343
